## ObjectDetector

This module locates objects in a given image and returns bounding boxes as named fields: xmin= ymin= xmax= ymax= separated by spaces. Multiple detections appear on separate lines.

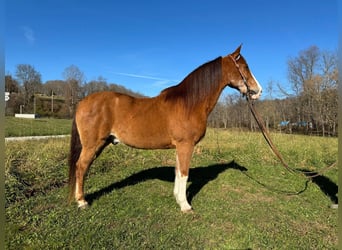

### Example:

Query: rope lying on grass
xmin=246 ymin=96 xmax=337 ymax=179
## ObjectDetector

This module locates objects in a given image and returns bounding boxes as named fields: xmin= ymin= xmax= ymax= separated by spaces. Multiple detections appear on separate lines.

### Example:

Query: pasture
xmin=5 ymin=117 xmax=71 ymax=137
xmin=5 ymin=128 xmax=337 ymax=249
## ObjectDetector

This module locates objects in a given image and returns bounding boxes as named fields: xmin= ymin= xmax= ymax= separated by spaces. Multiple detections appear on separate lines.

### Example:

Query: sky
xmin=5 ymin=0 xmax=338 ymax=98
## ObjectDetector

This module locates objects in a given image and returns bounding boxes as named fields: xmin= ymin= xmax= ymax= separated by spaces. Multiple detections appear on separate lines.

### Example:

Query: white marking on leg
xmin=174 ymin=162 xmax=192 ymax=212
xmin=110 ymin=132 xmax=120 ymax=145
xmin=174 ymin=173 xmax=180 ymax=199
xmin=173 ymin=156 xmax=180 ymax=198
xmin=174 ymin=168 xmax=192 ymax=211
xmin=177 ymin=175 xmax=192 ymax=212
xmin=75 ymin=181 xmax=88 ymax=209
xmin=77 ymin=200 xmax=89 ymax=209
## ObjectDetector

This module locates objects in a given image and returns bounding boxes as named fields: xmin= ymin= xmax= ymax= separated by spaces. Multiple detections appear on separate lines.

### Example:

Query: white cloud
xmin=113 ymin=72 xmax=177 ymax=82
xmin=152 ymin=79 xmax=174 ymax=88
xmin=21 ymin=26 xmax=35 ymax=45
xmin=113 ymin=72 xmax=179 ymax=88
xmin=110 ymin=71 xmax=181 ymax=96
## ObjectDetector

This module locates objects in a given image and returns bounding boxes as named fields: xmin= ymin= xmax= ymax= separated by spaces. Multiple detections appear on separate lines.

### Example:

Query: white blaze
xmin=251 ymin=71 xmax=262 ymax=99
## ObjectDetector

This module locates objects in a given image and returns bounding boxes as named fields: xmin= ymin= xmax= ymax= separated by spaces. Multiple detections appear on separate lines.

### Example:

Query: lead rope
xmin=246 ymin=96 xmax=337 ymax=179
xmin=229 ymin=54 xmax=337 ymax=178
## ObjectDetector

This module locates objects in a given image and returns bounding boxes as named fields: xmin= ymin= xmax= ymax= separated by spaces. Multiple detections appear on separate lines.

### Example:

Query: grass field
xmin=5 ymin=128 xmax=338 ymax=249
xmin=5 ymin=116 xmax=72 ymax=137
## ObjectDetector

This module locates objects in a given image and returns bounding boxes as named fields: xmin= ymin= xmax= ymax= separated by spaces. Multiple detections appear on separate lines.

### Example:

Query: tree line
xmin=208 ymin=46 xmax=338 ymax=137
xmin=5 ymin=45 xmax=338 ymax=136
xmin=5 ymin=64 xmax=143 ymax=118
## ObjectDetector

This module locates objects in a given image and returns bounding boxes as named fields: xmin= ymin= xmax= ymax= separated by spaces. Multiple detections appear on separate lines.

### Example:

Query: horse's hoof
xmin=181 ymin=208 xmax=194 ymax=214
xmin=331 ymin=204 xmax=338 ymax=209
xmin=77 ymin=201 xmax=89 ymax=210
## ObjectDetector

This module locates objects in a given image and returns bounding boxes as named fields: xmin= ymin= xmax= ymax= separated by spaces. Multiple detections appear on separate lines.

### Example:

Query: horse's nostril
xmin=249 ymin=89 xmax=257 ymax=95
xmin=250 ymin=88 xmax=262 ymax=96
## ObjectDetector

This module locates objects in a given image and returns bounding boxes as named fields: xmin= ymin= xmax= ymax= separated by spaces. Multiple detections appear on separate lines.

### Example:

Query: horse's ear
xmin=231 ymin=44 xmax=242 ymax=60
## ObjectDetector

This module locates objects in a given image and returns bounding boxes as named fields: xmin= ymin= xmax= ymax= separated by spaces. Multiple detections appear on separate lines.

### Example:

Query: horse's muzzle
xmin=249 ymin=88 xmax=262 ymax=100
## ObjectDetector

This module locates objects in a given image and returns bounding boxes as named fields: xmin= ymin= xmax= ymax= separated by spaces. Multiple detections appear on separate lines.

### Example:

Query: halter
xmin=228 ymin=54 xmax=251 ymax=99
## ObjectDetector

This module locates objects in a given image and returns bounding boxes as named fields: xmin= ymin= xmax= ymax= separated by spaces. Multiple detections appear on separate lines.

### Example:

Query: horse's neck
xmin=160 ymin=57 xmax=225 ymax=116
xmin=203 ymin=81 xmax=226 ymax=115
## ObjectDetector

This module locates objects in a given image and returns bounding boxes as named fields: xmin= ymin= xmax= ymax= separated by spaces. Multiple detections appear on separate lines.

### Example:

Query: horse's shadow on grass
xmin=85 ymin=161 xmax=247 ymax=206
xmin=298 ymin=169 xmax=338 ymax=204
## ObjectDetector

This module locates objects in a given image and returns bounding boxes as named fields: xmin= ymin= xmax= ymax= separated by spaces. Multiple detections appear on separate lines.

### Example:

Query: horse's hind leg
xmin=75 ymin=147 xmax=96 ymax=208
xmin=75 ymin=139 xmax=110 ymax=208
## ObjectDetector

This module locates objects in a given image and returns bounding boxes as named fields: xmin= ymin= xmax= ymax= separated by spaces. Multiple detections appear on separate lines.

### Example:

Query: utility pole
xmin=51 ymin=91 xmax=54 ymax=113
xmin=33 ymin=94 xmax=36 ymax=114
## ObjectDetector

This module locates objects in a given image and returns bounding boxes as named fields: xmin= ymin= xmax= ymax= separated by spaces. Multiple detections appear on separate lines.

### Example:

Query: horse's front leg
xmin=174 ymin=143 xmax=194 ymax=213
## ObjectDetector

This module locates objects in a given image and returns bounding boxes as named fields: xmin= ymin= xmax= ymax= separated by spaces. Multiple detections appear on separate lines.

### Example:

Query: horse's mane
xmin=161 ymin=56 xmax=222 ymax=112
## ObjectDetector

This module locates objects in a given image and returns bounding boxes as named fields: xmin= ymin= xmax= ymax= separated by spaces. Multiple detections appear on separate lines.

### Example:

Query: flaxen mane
xmin=162 ymin=57 xmax=222 ymax=112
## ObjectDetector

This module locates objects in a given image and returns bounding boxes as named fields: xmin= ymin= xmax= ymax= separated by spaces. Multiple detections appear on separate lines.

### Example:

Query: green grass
xmin=5 ymin=129 xmax=338 ymax=249
xmin=5 ymin=116 xmax=72 ymax=137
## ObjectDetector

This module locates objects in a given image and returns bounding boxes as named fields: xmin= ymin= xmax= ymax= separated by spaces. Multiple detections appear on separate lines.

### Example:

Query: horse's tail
xmin=68 ymin=118 xmax=82 ymax=203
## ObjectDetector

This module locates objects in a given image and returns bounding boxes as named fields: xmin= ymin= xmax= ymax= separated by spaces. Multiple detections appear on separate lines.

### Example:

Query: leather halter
xmin=229 ymin=54 xmax=251 ymax=98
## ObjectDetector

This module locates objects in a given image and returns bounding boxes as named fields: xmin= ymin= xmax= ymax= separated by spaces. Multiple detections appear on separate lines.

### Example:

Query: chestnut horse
xmin=69 ymin=45 xmax=262 ymax=212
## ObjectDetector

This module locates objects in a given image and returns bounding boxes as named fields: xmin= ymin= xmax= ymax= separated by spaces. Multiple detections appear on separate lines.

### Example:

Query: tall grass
xmin=5 ymin=129 xmax=338 ymax=249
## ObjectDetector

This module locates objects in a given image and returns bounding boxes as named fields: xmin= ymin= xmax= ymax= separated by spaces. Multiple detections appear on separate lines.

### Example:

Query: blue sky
xmin=6 ymin=0 xmax=338 ymax=98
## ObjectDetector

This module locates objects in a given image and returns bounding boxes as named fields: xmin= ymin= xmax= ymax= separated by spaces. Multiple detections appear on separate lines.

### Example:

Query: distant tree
xmin=107 ymin=83 xmax=144 ymax=97
xmin=223 ymin=94 xmax=242 ymax=128
xmin=287 ymin=46 xmax=319 ymax=124
xmin=208 ymin=102 xmax=225 ymax=128
xmin=315 ymin=50 xmax=338 ymax=136
xmin=5 ymin=75 xmax=21 ymax=115
xmin=208 ymin=93 xmax=249 ymax=129
xmin=43 ymin=80 xmax=67 ymax=96
xmin=63 ymin=65 xmax=85 ymax=116
xmin=284 ymin=46 xmax=338 ymax=136
xmin=287 ymin=46 xmax=320 ymax=95
xmin=5 ymin=92 xmax=25 ymax=115
xmin=5 ymin=75 xmax=19 ymax=93
xmin=83 ymin=76 xmax=108 ymax=96
xmin=15 ymin=64 xmax=42 ymax=111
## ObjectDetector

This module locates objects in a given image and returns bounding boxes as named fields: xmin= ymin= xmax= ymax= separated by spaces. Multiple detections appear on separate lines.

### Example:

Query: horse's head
xmin=223 ymin=45 xmax=262 ymax=100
